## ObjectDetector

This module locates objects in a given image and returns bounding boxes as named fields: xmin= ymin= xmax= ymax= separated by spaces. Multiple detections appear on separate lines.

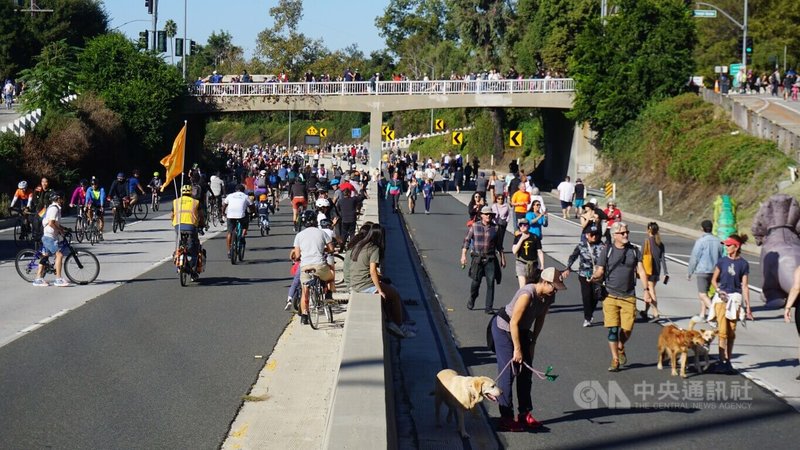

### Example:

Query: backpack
xmin=269 ymin=174 xmax=278 ymax=185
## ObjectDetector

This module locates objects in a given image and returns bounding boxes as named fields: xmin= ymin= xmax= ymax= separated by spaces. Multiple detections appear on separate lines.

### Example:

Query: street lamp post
xmin=695 ymin=1 xmax=748 ymax=69
xmin=182 ymin=0 xmax=187 ymax=80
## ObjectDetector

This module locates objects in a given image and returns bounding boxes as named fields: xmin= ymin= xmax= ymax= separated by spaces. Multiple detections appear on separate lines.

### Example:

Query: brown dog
xmin=657 ymin=318 xmax=717 ymax=378
xmin=433 ymin=369 xmax=501 ymax=439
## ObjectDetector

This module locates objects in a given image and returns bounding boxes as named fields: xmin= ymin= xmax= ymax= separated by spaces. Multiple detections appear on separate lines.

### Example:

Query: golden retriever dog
xmin=433 ymin=369 xmax=501 ymax=439
xmin=657 ymin=317 xmax=717 ymax=378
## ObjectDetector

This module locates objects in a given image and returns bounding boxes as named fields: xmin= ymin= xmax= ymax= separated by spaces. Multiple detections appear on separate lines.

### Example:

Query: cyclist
xmin=267 ymin=168 xmax=280 ymax=210
xmin=31 ymin=177 xmax=53 ymax=240
xmin=255 ymin=170 xmax=269 ymax=198
xmin=189 ymin=172 xmax=208 ymax=234
xmin=84 ymin=178 xmax=106 ymax=240
xmin=172 ymin=184 xmax=204 ymax=281
xmin=109 ymin=172 xmax=129 ymax=219
xmin=34 ymin=191 xmax=69 ymax=287
xmin=223 ymin=184 xmax=254 ymax=259
xmin=128 ymin=169 xmax=146 ymax=207
xmin=256 ymin=193 xmax=274 ymax=232
xmin=148 ymin=172 xmax=162 ymax=204
xmin=290 ymin=210 xmax=335 ymax=325
xmin=289 ymin=177 xmax=308 ymax=226
xmin=209 ymin=171 xmax=226 ymax=224
xmin=69 ymin=179 xmax=87 ymax=213
xmin=9 ymin=180 xmax=33 ymax=212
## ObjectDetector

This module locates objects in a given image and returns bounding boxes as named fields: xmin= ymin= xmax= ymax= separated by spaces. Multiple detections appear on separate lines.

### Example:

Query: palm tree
xmin=164 ymin=19 xmax=178 ymax=65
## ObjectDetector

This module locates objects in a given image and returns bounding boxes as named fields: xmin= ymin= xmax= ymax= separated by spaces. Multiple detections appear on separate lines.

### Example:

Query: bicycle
xmin=174 ymin=232 xmax=204 ymax=286
xmin=125 ymin=196 xmax=148 ymax=221
xmin=14 ymin=230 xmax=100 ymax=285
xmin=259 ymin=213 xmax=270 ymax=236
xmin=150 ymin=188 xmax=160 ymax=212
xmin=294 ymin=204 xmax=305 ymax=232
xmin=304 ymin=269 xmax=333 ymax=329
xmin=73 ymin=206 xmax=87 ymax=243
xmin=229 ymin=219 xmax=246 ymax=264
xmin=10 ymin=207 xmax=34 ymax=248
xmin=112 ymin=198 xmax=126 ymax=233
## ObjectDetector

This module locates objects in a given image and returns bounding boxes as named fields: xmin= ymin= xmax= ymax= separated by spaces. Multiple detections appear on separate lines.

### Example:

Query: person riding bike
xmin=69 ymin=179 xmax=88 ymax=213
xmin=109 ymin=172 xmax=129 ymax=218
xmin=289 ymin=177 xmax=308 ymax=225
xmin=34 ymin=191 xmax=69 ymax=287
xmin=209 ymin=171 xmax=226 ymax=224
xmin=9 ymin=180 xmax=33 ymax=213
xmin=84 ymin=177 xmax=106 ymax=240
xmin=223 ymin=184 xmax=254 ymax=259
xmin=172 ymin=184 xmax=204 ymax=281
xmin=290 ymin=210 xmax=335 ymax=324
xmin=128 ymin=169 xmax=146 ymax=207
xmin=148 ymin=172 xmax=162 ymax=200
xmin=256 ymin=193 xmax=274 ymax=232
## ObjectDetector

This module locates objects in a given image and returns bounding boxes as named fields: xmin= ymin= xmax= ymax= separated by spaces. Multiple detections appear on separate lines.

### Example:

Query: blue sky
xmin=103 ymin=0 xmax=388 ymax=59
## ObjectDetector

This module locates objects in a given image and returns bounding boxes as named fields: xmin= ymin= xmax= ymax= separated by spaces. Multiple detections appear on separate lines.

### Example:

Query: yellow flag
xmin=160 ymin=124 xmax=186 ymax=192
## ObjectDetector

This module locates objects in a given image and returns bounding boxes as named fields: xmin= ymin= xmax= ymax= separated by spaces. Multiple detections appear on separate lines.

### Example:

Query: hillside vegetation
xmin=589 ymin=93 xmax=796 ymax=231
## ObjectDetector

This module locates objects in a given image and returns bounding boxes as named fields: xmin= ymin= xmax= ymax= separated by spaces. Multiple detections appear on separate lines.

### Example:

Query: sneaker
xmin=795 ymin=372 xmax=800 ymax=381
xmin=400 ymin=324 xmax=417 ymax=338
xmin=386 ymin=322 xmax=406 ymax=338
xmin=300 ymin=314 xmax=309 ymax=325
xmin=708 ymin=320 xmax=718 ymax=329
xmin=618 ymin=349 xmax=627 ymax=366
xmin=53 ymin=278 xmax=70 ymax=287
xmin=638 ymin=310 xmax=648 ymax=321
xmin=583 ymin=319 xmax=592 ymax=328
xmin=284 ymin=298 xmax=293 ymax=311
xmin=32 ymin=278 xmax=49 ymax=287
xmin=467 ymin=299 xmax=475 ymax=310
xmin=190 ymin=272 xmax=199 ymax=282
xmin=608 ymin=358 xmax=620 ymax=372
xmin=518 ymin=412 xmax=542 ymax=430
xmin=99 ymin=233 xmax=104 ymax=241
xmin=497 ymin=416 xmax=524 ymax=432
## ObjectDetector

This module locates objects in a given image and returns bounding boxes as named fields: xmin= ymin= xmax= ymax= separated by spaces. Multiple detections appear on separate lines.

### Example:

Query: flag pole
xmin=175 ymin=120 xmax=188 ymax=250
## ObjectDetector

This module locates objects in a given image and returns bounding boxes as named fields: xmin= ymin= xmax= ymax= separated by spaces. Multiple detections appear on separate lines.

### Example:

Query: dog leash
xmin=495 ymin=359 xmax=558 ymax=382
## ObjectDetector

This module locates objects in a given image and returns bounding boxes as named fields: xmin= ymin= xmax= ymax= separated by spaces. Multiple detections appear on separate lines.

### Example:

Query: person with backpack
xmin=590 ymin=221 xmax=653 ymax=372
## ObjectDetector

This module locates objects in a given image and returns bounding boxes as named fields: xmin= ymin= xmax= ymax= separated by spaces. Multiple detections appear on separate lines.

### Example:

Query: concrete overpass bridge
xmin=181 ymin=79 xmax=596 ymax=184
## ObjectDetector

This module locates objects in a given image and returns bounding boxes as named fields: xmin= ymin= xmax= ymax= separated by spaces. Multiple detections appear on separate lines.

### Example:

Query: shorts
xmin=129 ymin=192 xmax=139 ymax=203
xmin=603 ymin=294 xmax=636 ymax=332
xmin=359 ymin=285 xmax=379 ymax=294
xmin=227 ymin=216 xmax=250 ymax=233
xmin=300 ymin=263 xmax=334 ymax=284
xmin=292 ymin=197 xmax=307 ymax=209
xmin=515 ymin=259 xmax=537 ymax=279
xmin=41 ymin=236 xmax=68 ymax=256
xmin=560 ymin=200 xmax=572 ymax=209
xmin=714 ymin=301 xmax=736 ymax=340
xmin=695 ymin=273 xmax=712 ymax=295
xmin=574 ymin=199 xmax=585 ymax=209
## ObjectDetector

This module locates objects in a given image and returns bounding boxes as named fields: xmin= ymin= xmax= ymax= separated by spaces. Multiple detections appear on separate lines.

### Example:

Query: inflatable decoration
xmin=713 ymin=194 xmax=738 ymax=240
xmin=752 ymin=194 xmax=800 ymax=309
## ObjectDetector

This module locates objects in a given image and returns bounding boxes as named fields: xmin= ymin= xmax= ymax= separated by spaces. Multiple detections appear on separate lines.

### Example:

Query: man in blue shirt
xmin=688 ymin=220 xmax=724 ymax=320
xmin=127 ymin=169 xmax=146 ymax=207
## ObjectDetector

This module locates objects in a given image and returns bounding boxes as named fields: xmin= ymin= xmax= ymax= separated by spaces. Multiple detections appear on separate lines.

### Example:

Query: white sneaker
xmin=284 ymin=298 xmax=293 ymax=311
xmin=32 ymin=278 xmax=48 ymax=287
xmin=583 ymin=319 xmax=592 ymax=328
xmin=53 ymin=278 xmax=70 ymax=287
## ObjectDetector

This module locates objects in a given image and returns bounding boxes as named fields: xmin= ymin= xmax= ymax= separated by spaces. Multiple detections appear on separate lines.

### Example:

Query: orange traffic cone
xmin=714 ymin=79 xmax=720 ymax=93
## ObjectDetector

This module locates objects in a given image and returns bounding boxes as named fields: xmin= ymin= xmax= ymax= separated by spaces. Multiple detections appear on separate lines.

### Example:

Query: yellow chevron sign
xmin=385 ymin=129 xmax=396 ymax=141
xmin=509 ymin=130 xmax=522 ymax=147
xmin=435 ymin=119 xmax=445 ymax=131
xmin=319 ymin=128 xmax=328 ymax=138
xmin=381 ymin=125 xmax=389 ymax=136
xmin=452 ymin=131 xmax=463 ymax=145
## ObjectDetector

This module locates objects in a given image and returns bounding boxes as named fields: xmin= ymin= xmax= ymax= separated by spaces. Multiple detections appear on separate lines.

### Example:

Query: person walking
xmin=603 ymin=201 xmax=622 ymax=245
xmin=491 ymin=194 xmax=511 ymax=250
xmin=556 ymin=176 xmax=575 ymax=219
xmin=385 ymin=171 xmax=403 ymax=213
xmin=566 ymin=225 xmax=606 ymax=327
xmin=708 ymin=233 xmax=753 ymax=374
xmin=422 ymin=178 xmax=434 ymax=214
xmin=406 ymin=177 xmax=418 ymax=214
xmin=460 ymin=206 xmax=506 ymax=313
xmin=573 ymin=178 xmax=585 ymax=219
xmin=640 ymin=222 xmax=667 ymax=322
xmin=490 ymin=267 xmax=566 ymax=432
xmin=591 ymin=222 xmax=653 ymax=372
xmin=525 ymin=200 xmax=548 ymax=241
xmin=687 ymin=219 xmax=723 ymax=321
xmin=510 ymin=185 xmax=531 ymax=233
xmin=783 ymin=265 xmax=800 ymax=381
xmin=512 ymin=218 xmax=544 ymax=288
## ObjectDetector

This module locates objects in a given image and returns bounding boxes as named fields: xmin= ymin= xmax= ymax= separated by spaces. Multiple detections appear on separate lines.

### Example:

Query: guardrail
xmin=190 ymin=78 xmax=575 ymax=97
xmin=1 ymin=94 xmax=78 ymax=136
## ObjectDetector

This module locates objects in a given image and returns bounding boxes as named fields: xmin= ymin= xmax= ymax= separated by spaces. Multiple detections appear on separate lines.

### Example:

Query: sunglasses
xmin=519 ymin=223 xmax=529 ymax=227
xmin=615 ymin=231 xmax=630 ymax=235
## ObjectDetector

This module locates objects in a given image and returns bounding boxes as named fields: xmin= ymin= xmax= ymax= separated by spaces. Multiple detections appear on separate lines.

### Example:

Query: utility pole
xmin=182 ymin=0 xmax=187 ymax=80
xmin=695 ymin=2 xmax=749 ymax=69
xmin=20 ymin=1 xmax=54 ymax=17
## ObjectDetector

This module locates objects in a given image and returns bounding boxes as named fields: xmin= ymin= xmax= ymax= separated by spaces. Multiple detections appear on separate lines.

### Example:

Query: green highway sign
xmin=693 ymin=10 xmax=717 ymax=18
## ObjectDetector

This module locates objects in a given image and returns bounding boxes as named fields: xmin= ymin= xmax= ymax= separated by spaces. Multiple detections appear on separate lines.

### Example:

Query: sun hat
xmin=480 ymin=206 xmax=495 ymax=215
xmin=540 ymin=267 xmax=567 ymax=290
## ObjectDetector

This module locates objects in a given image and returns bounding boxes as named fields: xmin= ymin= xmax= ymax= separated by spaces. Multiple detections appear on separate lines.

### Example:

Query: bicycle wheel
xmin=230 ymin=236 xmax=238 ymax=265
xmin=119 ymin=215 xmax=126 ymax=231
xmin=291 ymin=288 xmax=301 ymax=313
xmin=64 ymin=250 xmax=100 ymax=285
xmin=332 ymin=253 xmax=346 ymax=287
xmin=112 ymin=211 xmax=119 ymax=233
xmin=74 ymin=216 xmax=86 ymax=243
xmin=325 ymin=304 xmax=333 ymax=323
xmin=210 ymin=204 xmax=219 ymax=227
xmin=179 ymin=261 xmax=188 ymax=287
xmin=238 ymin=235 xmax=246 ymax=261
xmin=152 ymin=194 xmax=159 ymax=211
xmin=308 ymin=289 xmax=321 ymax=329
xmin=260 ymin=220 xmax=266 ymax=237
xmin=14 ymin=249 xmax=39 ymax=282
xmin=133 ymin=202 xmax=148 ymax=220
xmin=13 ymin=219 xmax=31 ymax=248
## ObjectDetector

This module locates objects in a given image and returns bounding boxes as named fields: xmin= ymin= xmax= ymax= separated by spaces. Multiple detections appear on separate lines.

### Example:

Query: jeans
xmin=470 ymin=257 xmax=496 ymax=310
xmin=579 ymin=276 xmax=600 ymax=321
xmin=492 ymin=316 xmax=533 ymax=418
xmin=288 ymin=270 xmax=301 ymax=300
xmin=424 ymin=195 xmax=432 ymax=212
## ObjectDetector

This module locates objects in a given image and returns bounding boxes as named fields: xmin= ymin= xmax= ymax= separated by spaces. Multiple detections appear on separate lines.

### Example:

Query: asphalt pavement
xmin=398 ymin=189 xmax=800 ymax=449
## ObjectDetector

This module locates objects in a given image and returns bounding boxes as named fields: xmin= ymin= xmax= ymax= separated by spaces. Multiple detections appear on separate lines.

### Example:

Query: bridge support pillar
xmin=369 ymin=110 xmax=383 ymax=171
xmin=569 ymin=122 xmax=598 ymax=182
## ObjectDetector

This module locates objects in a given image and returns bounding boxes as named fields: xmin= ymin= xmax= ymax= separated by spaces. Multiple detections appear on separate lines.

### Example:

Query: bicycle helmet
xmin=153 ymin=171 xmax=159 ymax=176
xmin=79 ymin=178 xmax=87 ymax=187
xmin=181 ymin=184 xmax=192 ymax=195
xmin=116 ymin=172 xmax=125 ymax=179
xmin=315 ymin=198 xmax=330 ymax=208
xmin=49 ymin=191 xmax=63 ymax=202
xmin=319 ymin=218 xmax=333 ymax=229
xmin=330 ymin=178 xmax=340 ymax=186
xmin=301 ymin=209 xmax=317 ymax=227
xmin=259 ymin=194 xmax=268 ymax=201
xmin=18 ymin=181 xmax=27 ymax=189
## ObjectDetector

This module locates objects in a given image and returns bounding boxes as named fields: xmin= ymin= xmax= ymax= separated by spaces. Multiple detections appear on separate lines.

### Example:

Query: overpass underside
xmin=181 ymin=91 xmax=596 ymax=184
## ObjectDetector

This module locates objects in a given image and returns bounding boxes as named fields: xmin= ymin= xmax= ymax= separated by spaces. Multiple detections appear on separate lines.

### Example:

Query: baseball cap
xmin=540 ymin=267 xmax=567 ymax=290
xmin=588 ymin=198 xmax=598 ymax=205
xmin=480 ymin=206 xmax=495 ymax=215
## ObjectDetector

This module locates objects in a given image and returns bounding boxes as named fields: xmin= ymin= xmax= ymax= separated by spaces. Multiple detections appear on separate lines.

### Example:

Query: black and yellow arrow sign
xmin=435 ymin=119 xmax=445 ymax=131
xmin=385 ymin=129 xmax=396 ymax=141
xmin=509 ymin=130 xmax=522 ymax=147
xmin=319 ymin=128 xmax=328 ymax=138
xmin=381 ymin=125 xmax=389 ymax=136
xmin=452 ymin=131 xmax=463 ymax=146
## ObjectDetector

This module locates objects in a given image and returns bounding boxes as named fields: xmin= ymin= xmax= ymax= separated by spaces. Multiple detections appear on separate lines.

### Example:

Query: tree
xmin=17 ymin=40 xmax=78 ymax=114
xmin=255 ymin=0 xmax=325 ymax=79
xmin=569 ymin=0 xmax=696 ymax=147
xmin=375 ymin=0 xmax=455 ymax=57
xmin=206 ymin=30 xmax=244 ymax=74
xmin=164 ymin=19 xmax=178 ymax=65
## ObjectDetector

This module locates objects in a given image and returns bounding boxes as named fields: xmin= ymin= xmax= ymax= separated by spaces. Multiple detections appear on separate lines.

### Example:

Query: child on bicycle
xmin=256 ymin=193 xmax=274 ymax=231
xmin=148 ymin=172 xmax=162 ymax=195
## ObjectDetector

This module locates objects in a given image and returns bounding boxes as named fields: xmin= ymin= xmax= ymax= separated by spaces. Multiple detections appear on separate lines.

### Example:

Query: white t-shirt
xmin=557 ymin=181 xmax=575 ymax=202
xmin=209 ymin=175 xmax=224 ymax=196
xmin=42 ymin=203 xmax=62 ymax=239
xmin=293 ymin=227 xmax=332 ymax=266
xmin=223 ymin=191 xmax=252 ymax=219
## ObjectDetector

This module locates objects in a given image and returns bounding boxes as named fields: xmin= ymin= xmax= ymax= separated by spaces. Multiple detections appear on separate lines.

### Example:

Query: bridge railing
xmin=189 ymin=78 xmax=575 ymax=97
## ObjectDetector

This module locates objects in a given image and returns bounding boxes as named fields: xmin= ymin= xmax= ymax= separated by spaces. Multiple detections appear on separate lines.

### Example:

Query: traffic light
xmin=190 ymin=40 xmax=197 ymax=55
xmin=175 ymin=38 xmax=184 ymax=57
xmin=745 ymin=37 xmax=753 ymax=54
xmin=145 ymin=0 xmax=153 ymax=14
xmin=138 ymin=31 xmax=148 ymax=50
xmin=157 ymin=31 xmax=167 ymax=53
